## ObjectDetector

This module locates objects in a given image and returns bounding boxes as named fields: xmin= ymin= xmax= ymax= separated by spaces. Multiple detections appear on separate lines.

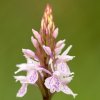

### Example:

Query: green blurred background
xmin=0 ymin=0 xmax=100 ymax=100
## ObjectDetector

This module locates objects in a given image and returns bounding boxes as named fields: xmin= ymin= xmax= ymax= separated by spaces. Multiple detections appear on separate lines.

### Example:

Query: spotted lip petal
xmin=27 ymin=70 xmax=38 ymax=84
xmin=44 ymin=72 xmax=77 ymax=97
xmin=44 ymin=76 xmax=61 ymax=93
xmin=56 ymin=62 xmax=72 ymax=76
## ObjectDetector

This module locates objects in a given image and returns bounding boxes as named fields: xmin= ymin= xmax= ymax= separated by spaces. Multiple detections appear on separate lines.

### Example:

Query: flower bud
xmin=31 ymin=36 xmax=39 ymax=49
xmin=32 ymin=29 xmax=42 ymax=44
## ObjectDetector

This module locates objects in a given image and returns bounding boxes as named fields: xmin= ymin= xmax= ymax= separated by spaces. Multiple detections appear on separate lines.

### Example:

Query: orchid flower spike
xmin=14 ymin=4 xmax=77 ymax=100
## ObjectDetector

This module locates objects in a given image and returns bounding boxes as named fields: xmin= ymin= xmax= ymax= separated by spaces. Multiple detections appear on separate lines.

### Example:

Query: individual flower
xmin=43 ymin=44 xmax=77 ymax=98
xmin=44 ymin=71 xmax=77 ymax=98
xmin=14 ymin=57 xmax=51 ymax=97
xmin=14 ymin=70 xmax=38 ymax=97
xmin=42 ymin=44 xmax=74 ymax=77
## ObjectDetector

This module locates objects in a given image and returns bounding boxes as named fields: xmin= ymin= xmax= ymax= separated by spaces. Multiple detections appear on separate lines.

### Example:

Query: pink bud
xmin=52 ymin=28 xmax=58 ymax=38
xmin=31 ymin=36 xmax=39 ymax=48
xmin=32 ymin=29 xmax=42 ymax=44
xmin=22 ymin=49 xmax=35 ymax=58
xmin=43 ymin=45 xmax=52 ymax=56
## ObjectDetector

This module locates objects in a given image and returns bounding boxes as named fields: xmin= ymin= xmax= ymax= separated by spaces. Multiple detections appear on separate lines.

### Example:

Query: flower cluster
xmin=14 ymin=4 xmax=77 ymax=99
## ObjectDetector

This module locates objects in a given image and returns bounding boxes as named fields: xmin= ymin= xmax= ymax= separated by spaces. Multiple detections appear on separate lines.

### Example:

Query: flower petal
xmin=16 ymin=83 xmax=28 ymax=97
xmin=57 ymin=62 xmax=71 ymax=76
xmin=27 ymin=70 xmax=38 ymax=84
xmin=22 ymin=49 xmax=38 ymax=61
xmin=22 ymin=49 xmax=35 ymax=58
xmin=56 ymin=39 xmax=65 ymax=48
xmin=15 ymin=63 xmax=36 ymax=74
xmin=57 ymin=55 xmax=75 ymax=62
xmin=45 ymin=76 xmax=61 ymax=93
xmin=26 ymin=58 xmax=39 ymax=65
xmin=44 ymin=77 xmax=51 ymax=89
xmin=61 ymin=85 xmax=77 ymax=98
xmin=61 ymin=76 xmax=73 ymax=84
xmin=39 ymin=67 xmax=52 ymax=75
xmin=62 ymin=45 xmax=72 ymax=56
xmin=49 ymin=58 xmax=54 ymax=72
xmin=15 ymin=64 xmax=28 ymax=74
xmin=14 ymin=76 xmax=27 ymax=83
xmin=55 ymin=43 xmax=65 ymax=55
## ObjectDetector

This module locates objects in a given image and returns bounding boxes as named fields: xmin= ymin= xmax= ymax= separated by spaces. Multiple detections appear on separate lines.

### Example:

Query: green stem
xmin=43 ymin=94 xmax=52 ymax=100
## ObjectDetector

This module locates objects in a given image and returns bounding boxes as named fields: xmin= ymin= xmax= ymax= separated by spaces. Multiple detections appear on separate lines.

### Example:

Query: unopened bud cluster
xmin=41 ymin=4 xmax=55 ymax=34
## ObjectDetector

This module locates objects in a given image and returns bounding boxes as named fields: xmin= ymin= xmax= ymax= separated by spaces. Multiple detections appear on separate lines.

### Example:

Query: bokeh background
xmin=0 ymin=0 xmax=100 ymax=100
